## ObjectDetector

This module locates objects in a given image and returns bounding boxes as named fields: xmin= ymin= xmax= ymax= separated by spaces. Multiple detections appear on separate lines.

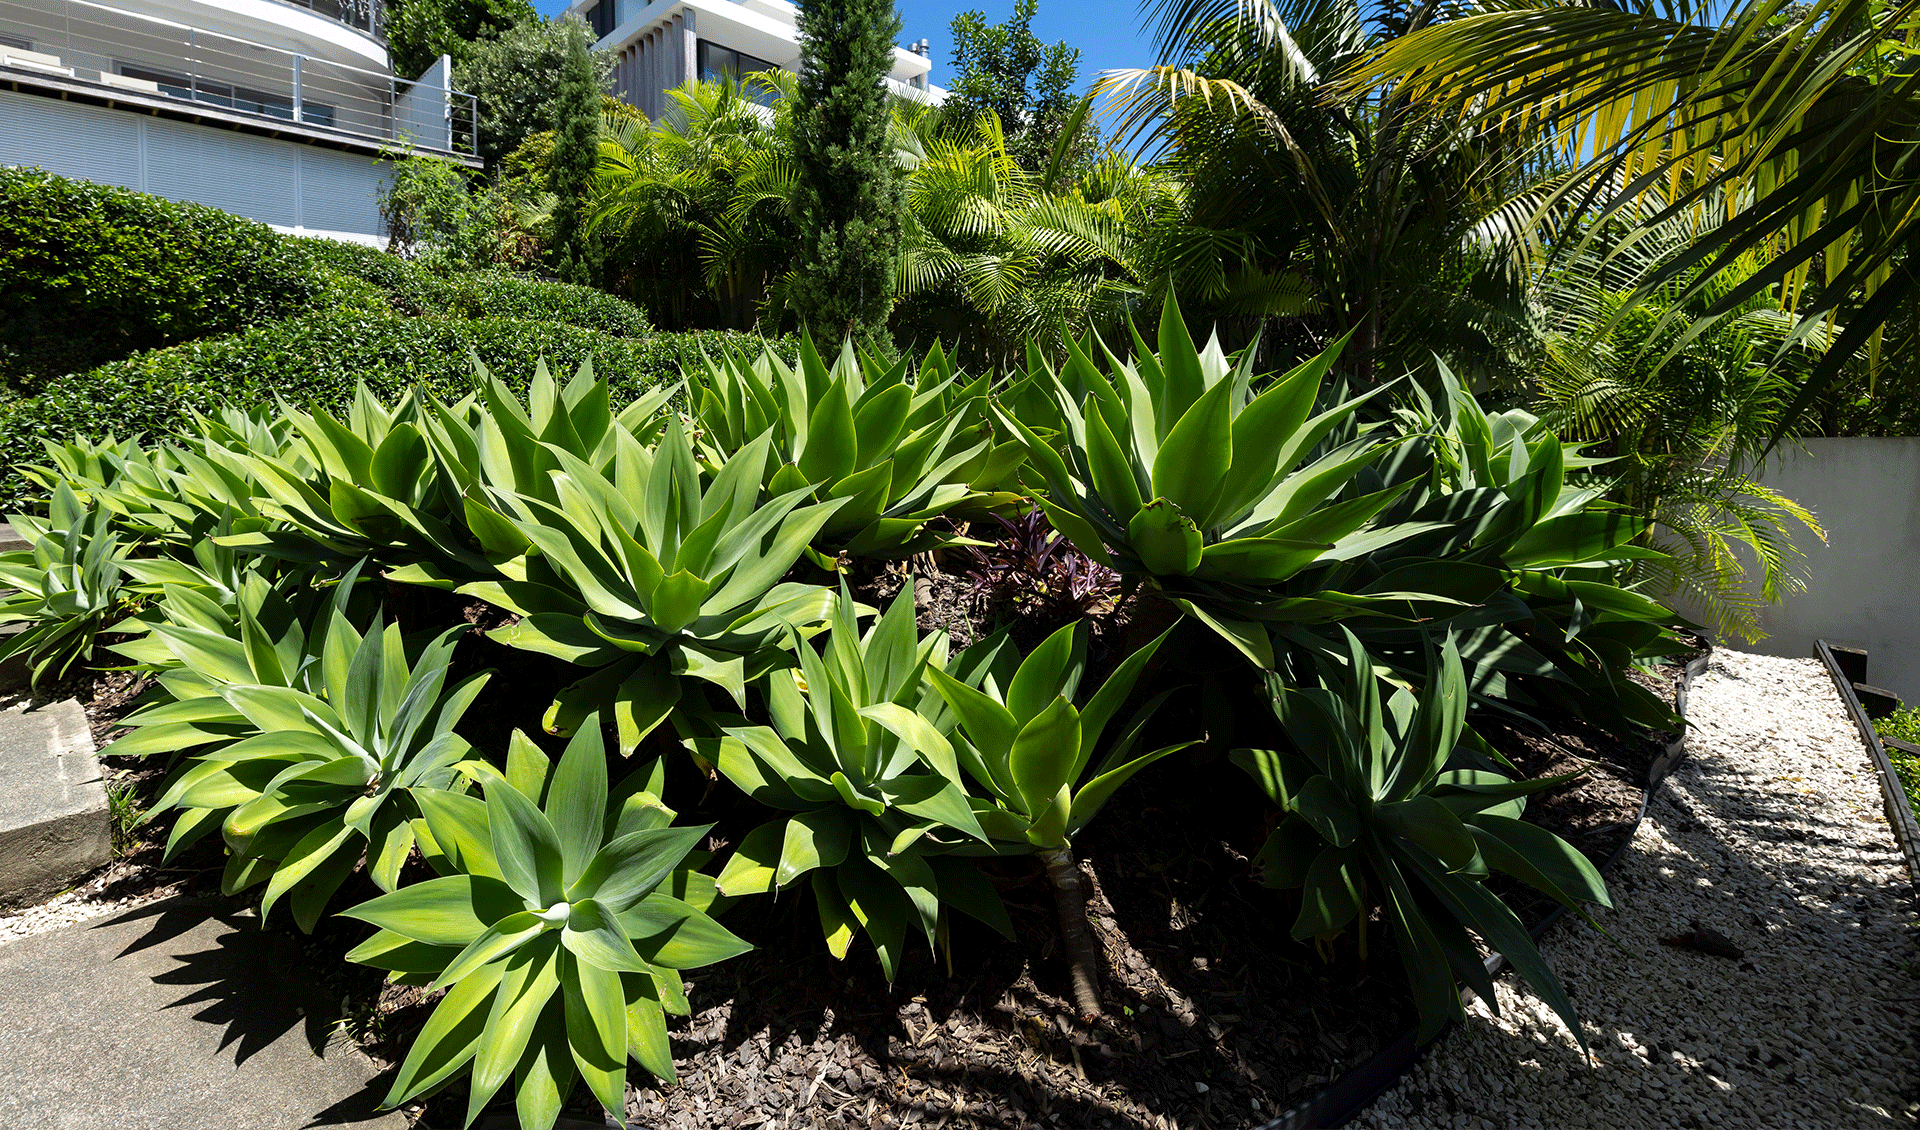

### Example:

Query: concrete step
xmin=0 ymin=896 xmax=406 ymax=1128
xmin=0 ymin=698 xmax=109 ymax=909
xmin=0 ymin=522 xmax=27 ymax=554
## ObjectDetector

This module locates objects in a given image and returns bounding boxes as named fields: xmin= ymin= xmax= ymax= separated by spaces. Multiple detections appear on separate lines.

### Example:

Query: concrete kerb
xmin=0 ymin=698 xmax=110 ymax=909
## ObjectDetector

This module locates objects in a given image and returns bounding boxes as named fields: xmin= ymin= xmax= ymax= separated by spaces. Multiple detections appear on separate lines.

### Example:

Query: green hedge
xmin=0 ymin=313 xmax=797 ymax=512
xmin=297 ymin=238 xmax=650 ymax=336
xmin=0 ymin=168 xmax=322 ymax=390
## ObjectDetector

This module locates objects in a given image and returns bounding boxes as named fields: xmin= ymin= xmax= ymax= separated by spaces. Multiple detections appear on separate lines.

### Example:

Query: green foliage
xmin=459 ymin=16 xmax=614 ymax=167
xmin=703 ymin=585 xmax=1009 ymax=977
xmin=947 ymin=0 xmax=1093 ymax=172
xmin=931 ymin=621 xmax=1188 ymax=853
xmin=994 ymin=294 xmax=1436 ymax=667
xmin=1395 ymin=368 xmax=1684 ymax=734
xmin=0 ymin=484 xmax=130 ymax=686
xmin=345 ymin=719 xmax=747 ymax=1129
xmin=1875 ymin=708 xmax=1920 ymax=823
xmin=102 ymin=564 xmax=492 ymax=931
xmin=548 ymin=18 xmax=602 ymax=278
xmin=788 ymin=0 xmax=909 ymax=344
xmin=1234 ymin=629 xmax=1610 ymax=1046
xmin=0 ymin=317 xmax=786 ymax=513
xmin=0 ymin=168 xmax=321 ymax=391
xmin=457 ymin=411 xmax=847 ymax=751
xmin=686 ymin=336 xmax=1024 ymax=556
xmin=385 ymin=0 xmax=536 ymax=83
xmin=1528 ymin=209 xmax=1827 ymax=642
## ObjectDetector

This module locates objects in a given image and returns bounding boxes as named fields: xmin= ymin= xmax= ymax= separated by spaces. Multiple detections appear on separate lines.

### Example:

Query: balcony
xmin=277 ymin=0 xmax=385 ymax=41
xmin=0 ymin=0 xmax=475 ymax=158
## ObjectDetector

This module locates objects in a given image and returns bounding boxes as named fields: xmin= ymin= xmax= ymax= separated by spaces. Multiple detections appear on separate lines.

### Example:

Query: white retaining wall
xmin=1700 ymin=436 xmax=1920 ymax=702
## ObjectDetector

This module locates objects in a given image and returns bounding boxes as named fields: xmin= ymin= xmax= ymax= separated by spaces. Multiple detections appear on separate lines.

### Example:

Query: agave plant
xmin=991 ymin=295 xmax=1475 ymax=667
xmin=0 ymin=484 xmax=133 ymax=686
xmin=1233 ymin=628 xmax=1610 ymax=1046
xmin=1382 ymin=367 xmax=1684 ymax=733
xmin=685 ymin=335 xmax=1025 ymax=557
xmin=928 ymin=621 xmax=1190 ymax=1017
xmin=700 ymin=584 xmax=1010 ymax=977
xmin=99 ymin=563 xmax=492 ymax=930
xmin=464 ymin=418 xmax=846 ymax=751
xmin=344 ymin=719 xmax=747 ymax=1130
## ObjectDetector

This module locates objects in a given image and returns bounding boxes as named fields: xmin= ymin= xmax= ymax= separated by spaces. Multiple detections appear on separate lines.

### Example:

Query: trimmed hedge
xmin=0 ymin=168 xmax=322 ymax=390
xmin=297 ymin=238 xmax=650 ymax=336
xmin=0 ymin=314 xmax=797 ymax=511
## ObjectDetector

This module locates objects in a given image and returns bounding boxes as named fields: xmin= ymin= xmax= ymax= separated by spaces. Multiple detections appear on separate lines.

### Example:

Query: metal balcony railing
xmin=0 ymin=0 xmax=476 ymax=157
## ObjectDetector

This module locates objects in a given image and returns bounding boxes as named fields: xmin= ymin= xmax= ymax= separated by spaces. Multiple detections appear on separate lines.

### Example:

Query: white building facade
xmin=567 ymin=0 xmax=942 ymax=120
xmin=0 ymin=0 xmax=477 ymax=244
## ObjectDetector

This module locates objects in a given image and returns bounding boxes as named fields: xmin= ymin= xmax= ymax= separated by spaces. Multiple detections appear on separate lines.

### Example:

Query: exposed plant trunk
xmin=1038 ymin=845 xmax=1102 ymax=1019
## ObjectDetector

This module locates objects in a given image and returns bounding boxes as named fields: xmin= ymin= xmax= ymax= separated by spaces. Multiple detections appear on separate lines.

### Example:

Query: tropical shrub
xmin=1234 ymin=629 xmax=1610 ymax=1045
xmin=704 ymin=585 xmax=1011 ymax=978
xmin=0 ymin=484 xmax=132 ymax=686
xmin=466 ymin=420 xmax=845 ymax=750
xmin=0 ymin=322 xmax=794 ymax=512
xmin=687 ymin=337 xmax=1024 ymax=557
xmin=101 ymin=564 xmax=493 ymax=931
xmin=344 ymin=719 xmax=747 ymax=1130
xmin=994 ymin=296 xmax=1458 ymax=667
xmin=0 ymin=168 xmax=321 ymax=391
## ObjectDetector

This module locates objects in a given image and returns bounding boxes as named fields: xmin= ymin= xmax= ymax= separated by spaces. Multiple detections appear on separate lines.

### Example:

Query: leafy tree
xmin=458 ymin=16 xmax=614 ymax=168
xmin=1342 ymin=0 xmax=1920 ymax=431
xmin=788 ymin=0 xmax=908 ymax=346
xmin=385 ymin=0 xmax=534 ymax=81
xmin=549 ymin=19 xmax=600 ymax=281
xmin=948 ymin=0 xmax=1092 ymax=172
xmin=1106 ymin=0 xmax=1547 ymax=384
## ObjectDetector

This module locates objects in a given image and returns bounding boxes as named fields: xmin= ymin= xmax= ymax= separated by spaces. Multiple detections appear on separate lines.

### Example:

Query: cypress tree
xmin=548 ymin=17 xmax=600 ymax=281
xmin=789 ymin=0 xmax=907 ymax=346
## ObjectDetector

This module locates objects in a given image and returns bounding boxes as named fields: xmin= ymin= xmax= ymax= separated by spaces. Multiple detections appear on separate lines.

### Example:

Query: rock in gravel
xmin=1659 ymin=920 xmax=1746 ymax=960
xmin=1352 ymin=651 xmax=1920 ymax=1130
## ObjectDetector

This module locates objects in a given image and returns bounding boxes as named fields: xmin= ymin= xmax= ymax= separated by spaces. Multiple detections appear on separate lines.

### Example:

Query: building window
xmin=0 ymin=33 xmax=31 ymax=51
xmin=697 ymin=40 xmax=779 ymax=105
xmin=119 ymin=65 xmax=335 ymax=128
xmin=697 ymin=40 xmax=776 ymax=84
xmin=585 ymin=1 xmax=612 ymax=39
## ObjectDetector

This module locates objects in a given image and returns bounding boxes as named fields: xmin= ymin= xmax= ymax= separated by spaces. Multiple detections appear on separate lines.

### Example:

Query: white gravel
xmin=0 ymin=871 xmax=178 ymax=949
xmin=1352 ymin=650 xmax=1920 ymax=1129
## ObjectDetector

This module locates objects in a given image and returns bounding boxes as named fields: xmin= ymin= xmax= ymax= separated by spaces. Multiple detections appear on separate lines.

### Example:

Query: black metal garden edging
xmin=1811 ymin=640 xmax=1920 ymax=905
xmin=1255 ymin=648 xmax=1714 ymax=1130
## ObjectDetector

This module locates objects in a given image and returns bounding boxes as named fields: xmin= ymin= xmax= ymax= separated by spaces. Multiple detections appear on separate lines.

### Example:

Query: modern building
xmin=567 ymin=0 xmax=943 ymax=120
xmin=0 ymin=0 xmax=477 ymax=245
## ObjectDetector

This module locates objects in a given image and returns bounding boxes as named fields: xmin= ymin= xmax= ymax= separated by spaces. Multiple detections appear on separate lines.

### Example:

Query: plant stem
xmin=1038 ymin=845 xmax=1102 ymax=1019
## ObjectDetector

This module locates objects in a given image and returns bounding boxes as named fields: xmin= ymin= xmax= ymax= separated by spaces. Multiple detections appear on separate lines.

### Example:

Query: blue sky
xmin=531 ymin=1 xmax=1160 ymax=94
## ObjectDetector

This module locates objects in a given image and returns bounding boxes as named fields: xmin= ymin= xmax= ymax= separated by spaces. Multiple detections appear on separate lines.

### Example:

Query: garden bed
xmin=19 ymin=588 xmax=1705 ymax=1130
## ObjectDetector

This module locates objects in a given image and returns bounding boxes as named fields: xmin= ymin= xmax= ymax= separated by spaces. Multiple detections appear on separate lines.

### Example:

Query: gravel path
xmin=1353 ymin=650 xmax=1920 ymax=1129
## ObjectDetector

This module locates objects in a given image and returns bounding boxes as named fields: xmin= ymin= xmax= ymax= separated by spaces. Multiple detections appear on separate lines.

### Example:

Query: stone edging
xmin=1255 ymin=649 xmax=1712 ymax=1130
xmin=1812 ymin=640 xmax=1920 ymax=905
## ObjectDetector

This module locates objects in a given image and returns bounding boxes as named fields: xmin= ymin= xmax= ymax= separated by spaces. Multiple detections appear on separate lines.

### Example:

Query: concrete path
xmin=0 ymin=896 xmax=405 ymax=1129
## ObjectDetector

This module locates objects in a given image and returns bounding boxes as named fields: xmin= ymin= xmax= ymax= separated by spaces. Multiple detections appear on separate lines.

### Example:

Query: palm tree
xmin=1338 ymin=0 xmax=1920 ymax=428
xmin=1101 ymin=0 xmax=1553 ymax=384
xmin=1530 ymin=195 xmax=1830 ymax=640
xmin=892 ymin=108 xmax=1179 ymax=365
xmin=589 ymin=76 xmax=792 ymax=329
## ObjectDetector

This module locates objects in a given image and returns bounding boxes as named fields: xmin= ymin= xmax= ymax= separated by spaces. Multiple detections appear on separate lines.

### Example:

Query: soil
xmin=20 ymin=552 xmax=1709 ymax=1130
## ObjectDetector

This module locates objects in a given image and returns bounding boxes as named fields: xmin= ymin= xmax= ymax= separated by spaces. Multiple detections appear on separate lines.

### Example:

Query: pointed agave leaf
xmin=547 ymin=722 xmax=608 ymax=887
xmin=489 ymin=780 xmax=566 ymax=907
xmin=1007 ymin=698 xmax=1081 ymax=824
